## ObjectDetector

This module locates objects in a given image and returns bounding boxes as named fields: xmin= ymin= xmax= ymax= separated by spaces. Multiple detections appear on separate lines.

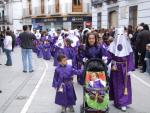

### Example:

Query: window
xmin=28 ymin=0 xmax=32 ymax=15
xmin=41 ymin=0 xmax=45 ymax=14
xmin=73 ymin=0 xmax=81 ymax=5
xmin=56 ymin=0 xmax=59 ymax=12
xmin=97 ymin=12 xmax=101 ymax=29
xmin=129 ymin=6 xmax=137 ymax=30
xmin=72 ymin=0 xmax=82 ymax=12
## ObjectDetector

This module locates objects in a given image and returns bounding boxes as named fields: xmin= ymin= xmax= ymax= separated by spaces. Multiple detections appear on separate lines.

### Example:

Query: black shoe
xmin=5 ymin=64 xmax=12 ymax=66
xmin=0 ymin=64 xmax=2 ymax=65
xmin=23 ymin=70 xmax=27 ymax=73
xmin=140 ymin=70 xmax=146 ymax=73
xmin=0 ymin=90 xmax=2 ymax=93
xmin=29 ymin=70 xmax=34 ymax=73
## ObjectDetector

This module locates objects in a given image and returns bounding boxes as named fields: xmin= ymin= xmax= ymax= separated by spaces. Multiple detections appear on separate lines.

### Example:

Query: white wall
xmin=12 ymin=1 xmax=23 ymax=30
xmin=92 ymin=7 xmax=98 ymax=29
xmin=92 ymin=0 xmax=150 ymax=29
xmin=101 ymin=2 xmax=108 ymax=29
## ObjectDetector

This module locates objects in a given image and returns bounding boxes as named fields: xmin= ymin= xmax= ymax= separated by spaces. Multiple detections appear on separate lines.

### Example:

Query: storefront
xmin=32 ymin=16 xmax=92 ymax=30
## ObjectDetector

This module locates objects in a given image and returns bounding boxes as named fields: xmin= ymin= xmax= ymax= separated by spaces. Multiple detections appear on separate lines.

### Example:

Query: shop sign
xmin=72 ymin=17 xmax=83 ymax=21
xmin=44 ymin=18 xmax=57 ymax=22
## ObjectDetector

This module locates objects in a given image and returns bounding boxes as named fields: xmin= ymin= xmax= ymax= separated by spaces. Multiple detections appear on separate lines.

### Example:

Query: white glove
xmin=102 ymin=56 xmax=108 ymax=64
xmin=129 ymin=34 xmax=133 ymax=39
xmin=83 ymin=58 xmax=88 ymax=63
xmin=127 ymin=71 xmax=132 ymax=76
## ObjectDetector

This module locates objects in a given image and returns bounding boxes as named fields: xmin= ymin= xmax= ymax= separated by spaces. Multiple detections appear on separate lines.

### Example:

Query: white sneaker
xmin=121 ymin=106 xmax=127 ymax=112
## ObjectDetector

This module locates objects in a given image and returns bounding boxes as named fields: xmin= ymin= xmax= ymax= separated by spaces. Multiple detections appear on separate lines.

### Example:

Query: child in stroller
xmin=88 ymin=72 xmax=106 ymax=102
xmin=80 ymin=58 xmax=109 ymax=113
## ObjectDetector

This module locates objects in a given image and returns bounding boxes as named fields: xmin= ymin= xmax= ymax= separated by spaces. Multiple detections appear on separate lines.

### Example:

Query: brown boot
xmin=68 ymin=106 xmax=75 ymax=112
xmin=61 ymin=106 xmax=66 ymax=113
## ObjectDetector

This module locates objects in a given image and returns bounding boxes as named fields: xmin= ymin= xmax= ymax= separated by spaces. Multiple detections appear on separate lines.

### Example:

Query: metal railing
xmin=84 ymin=3 xmax=92 ymax=14
xmin=33 ymin=7 xmax=45 ymax=16
xmin=48 ymin=4 xmax=61 ymax=15
xmin=23 ymin=8 xmax=30 ymax=17
xmin=92 ymin=0 xmax=103 ymax=5
xmin=0 ymin=15 xmax=9 ymax=24
xmin=104 ymin=0 xmax=117 ymax=4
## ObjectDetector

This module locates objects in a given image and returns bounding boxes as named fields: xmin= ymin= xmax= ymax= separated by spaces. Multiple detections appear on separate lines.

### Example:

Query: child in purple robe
xmin=37 ymin=40 xmax=43 ymax=58
xmin=52 ymin=54 xmax=82 ymax=113
xmin=43 ymin=40 xmax=51 ymax=60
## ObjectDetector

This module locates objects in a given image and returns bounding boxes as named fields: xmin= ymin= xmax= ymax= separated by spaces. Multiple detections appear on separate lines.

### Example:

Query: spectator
xmin=4 ymin=31 xmax=12 ymax=66
xmin=19 ymin=25 xmax=36 ymax=73
xmin=0 ymin=32 xmax=3 ymax=65
xmin=131 ymin=26 xmax=141 ymax=68
xmin=145 ymin=44 xmax=150 ymax=75
xmin=136 ymin=24 xmax=150 ymax=73
xmin=6 ymin=27 xmax=16 ymax=51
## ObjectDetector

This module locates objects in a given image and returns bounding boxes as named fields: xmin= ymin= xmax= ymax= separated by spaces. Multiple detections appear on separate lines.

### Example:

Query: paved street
xmin=0 ymin=47 xmax=150 ymax=113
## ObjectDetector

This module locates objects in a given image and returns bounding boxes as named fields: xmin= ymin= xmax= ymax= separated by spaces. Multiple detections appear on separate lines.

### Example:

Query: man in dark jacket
xmin=136 ymin=24 xmax=150 ymax=73
xmin=19 ymin=25 xmax=36 ymax=73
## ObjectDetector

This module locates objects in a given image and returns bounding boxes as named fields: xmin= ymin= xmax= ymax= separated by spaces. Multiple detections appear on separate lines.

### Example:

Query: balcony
xmin=32 ymin=7 xmax=46 ymax=17
xmin=69 ymin=3 xmax=91 ymax=15
xmin=48 ymin=5 xmax=61 ymax=16
xmin=23 ymin=8 xmax=31 ymax=17
xmin=92 ymin=0 xmax=103 ymax=8
xmin=84 ymin=3 xmax=92 ymax=14
xmin=0 ymin=16 xmax=9 ymax=24
xmin=104 ymin=0 xmax=117 ymax=4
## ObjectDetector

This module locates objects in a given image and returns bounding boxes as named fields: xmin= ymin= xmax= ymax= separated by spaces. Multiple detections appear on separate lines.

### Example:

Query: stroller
xmin=80 ymin=58 xmax=109 ymax=113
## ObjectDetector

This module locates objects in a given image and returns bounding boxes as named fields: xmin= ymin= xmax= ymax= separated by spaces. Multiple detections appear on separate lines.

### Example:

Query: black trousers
xmin=140 ymin=51 xmax=146 ymax=72
xmin=134 ymin=49 xmax=139 ymax=68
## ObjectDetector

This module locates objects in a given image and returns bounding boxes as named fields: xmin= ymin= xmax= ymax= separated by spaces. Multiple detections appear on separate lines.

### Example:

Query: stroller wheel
xmin=105 ymin=107 xmax=109 ymax=113
xmin=80 ymin=105 xmax=84 ymax=113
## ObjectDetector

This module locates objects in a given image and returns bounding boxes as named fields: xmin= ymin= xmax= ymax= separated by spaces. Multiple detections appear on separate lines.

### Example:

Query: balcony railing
xmin=92 ymin=0 xmax=103 ymax=7
xmin=0 ymin=16 xmax=9 ymax=24
xmin=104 ymin=0 xmax=117 ymax=4
xmin=33 ymin=7 xmax=45 ymax=16
xmin=84 ymin=3 xmax=92 ymax=14
xmin=23 ymin=8 xmax=31 ymax=17
xmin=48 ymin=5 xmax=60 ymax=15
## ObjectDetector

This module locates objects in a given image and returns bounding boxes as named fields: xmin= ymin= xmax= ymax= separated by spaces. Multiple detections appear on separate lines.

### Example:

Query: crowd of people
xmin=0 ymin=23 xmax=150 ymax=112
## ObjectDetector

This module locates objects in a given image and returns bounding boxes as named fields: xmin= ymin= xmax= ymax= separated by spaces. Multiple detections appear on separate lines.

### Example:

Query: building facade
xmin=23 ymin=0 xmax=92 ymax=30
xmin=92 ymin=0 xmax=150 ymax=29
xmin=0 ymin=0 xmax=23 ymax=31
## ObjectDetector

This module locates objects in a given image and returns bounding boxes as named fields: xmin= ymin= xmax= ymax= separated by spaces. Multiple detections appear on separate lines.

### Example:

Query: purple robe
xmin=43 ymin=43 xmax=51 ymax=60
xmin=32 ymin=40 xmax=38 ymax=53
xmin=52 ymin=65 xmax=82 ymax=107
xmin=78 ymin=45 xmax=109 ymax=85
xmin=37 ymin=43 xmax=43 ymax=58
xmin=80 ymin=45 xmax=108 ymax=60
xmin=53 ymin=46 xmax=65 ymax=66
xmin=109 ymin=53 xmax=135 ymax=108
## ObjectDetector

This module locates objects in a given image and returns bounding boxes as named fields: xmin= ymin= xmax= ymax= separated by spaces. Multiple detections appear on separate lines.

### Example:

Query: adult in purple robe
xmin=108 ymin=28 xmax=135 ymax=111
xmin=52 ymin=64 xmax=82 ymax=107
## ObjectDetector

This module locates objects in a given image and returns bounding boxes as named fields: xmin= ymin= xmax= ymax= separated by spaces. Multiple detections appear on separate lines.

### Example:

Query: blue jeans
xmin=5 ymin=49 xmax=12 ymax=65
xmin=21 ymin=49 xmax=33 ymax=71
xmin=146 ymin=59 xmax=150 ymax=75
